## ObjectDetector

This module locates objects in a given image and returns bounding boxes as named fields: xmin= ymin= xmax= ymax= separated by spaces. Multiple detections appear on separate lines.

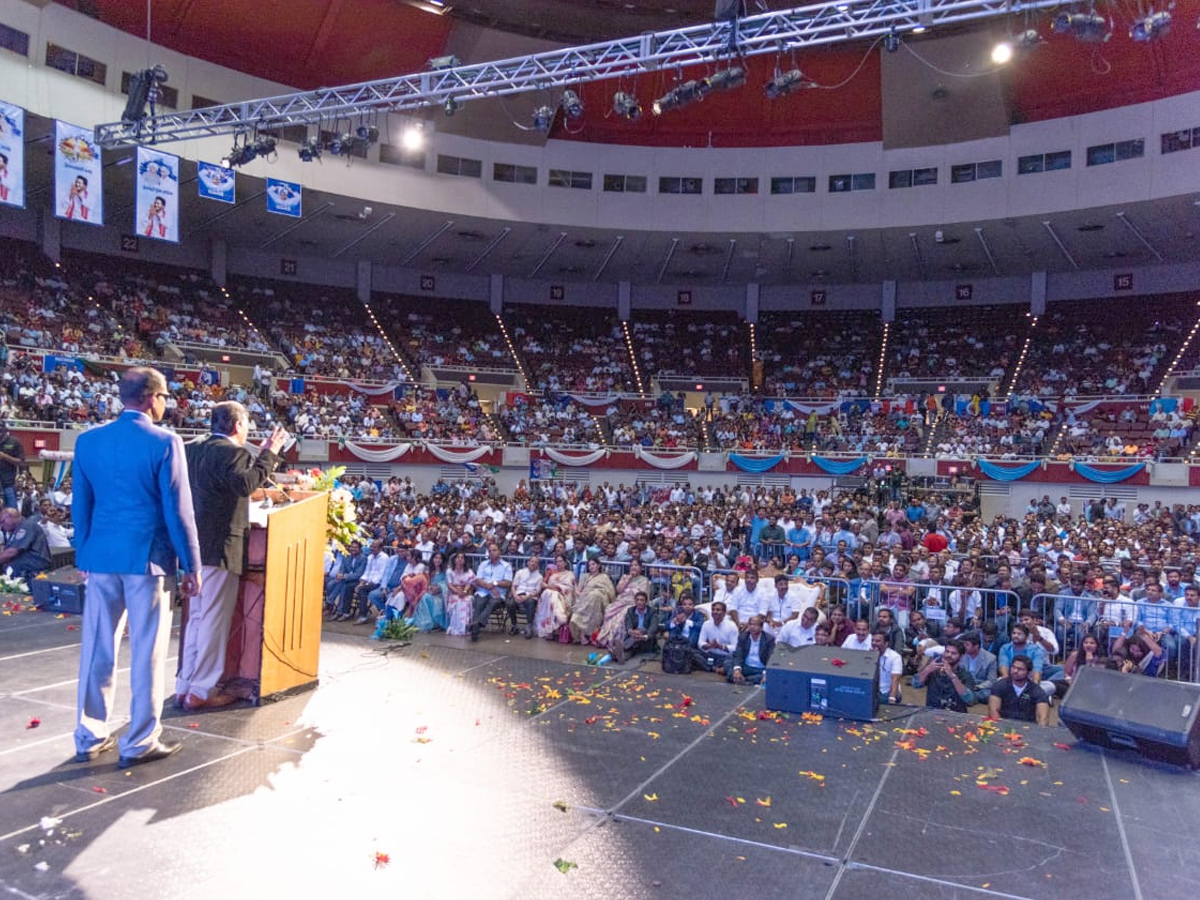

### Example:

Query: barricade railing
xmin=1031 ymin=592 xmax=1200 ymax=684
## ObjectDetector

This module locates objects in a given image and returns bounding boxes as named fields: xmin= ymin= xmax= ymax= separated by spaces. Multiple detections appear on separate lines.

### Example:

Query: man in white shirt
xmin=470 ymin=543 xmax=513 ymax=642
xmin=777 ymin=606 xmax=820 ymax=648
xmin=872 ymin=630 xmax=904 ymax=705
xmin=697 ymin=601 xmax=739 ymax=673
xmin=728 ymin=569 xmax=773 ymax=629
xmin=510 ymin=556 xmax=545 ymax=638
xmin=353 ymin=540 xmax=392 ymax=623
xmin=841 ymin=618 xmax=872 ymax=651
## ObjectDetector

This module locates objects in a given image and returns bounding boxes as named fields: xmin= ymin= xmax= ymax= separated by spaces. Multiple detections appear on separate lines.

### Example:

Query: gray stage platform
xmin=1 ymin=604 xmax=1198 ymax=900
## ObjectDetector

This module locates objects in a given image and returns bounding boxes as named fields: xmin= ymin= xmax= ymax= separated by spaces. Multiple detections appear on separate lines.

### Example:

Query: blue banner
xmin=266 ymin=177 xmax=302 ymax=217
xmin=530 ymin=458 xmax=558 ymax=480
xmin=977 ymin=459 xmax=1042 ymax=482
xmin=197 ymin=161 xmax=235 ymax=203
xmin=54 ymin=120 xmax=103 ymax=225
xmin=1073 ymin=462 xmax=1145 ymax=483
xmin=729 ymin=453 xmax=785 ymax=473
xmin=43 ymin=355 xmax=83 ymax=373
xmin=198 ymin=368 xmax=221 ymax=386
xmin=811 ymin=456 xmax=868 ymax=475
xmin=290 ymin=378 xmax=306 ymax=394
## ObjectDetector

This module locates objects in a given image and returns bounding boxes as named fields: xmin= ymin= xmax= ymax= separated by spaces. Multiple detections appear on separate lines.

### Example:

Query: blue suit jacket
xmin=73 ymin=411 xmax=202 ymax=576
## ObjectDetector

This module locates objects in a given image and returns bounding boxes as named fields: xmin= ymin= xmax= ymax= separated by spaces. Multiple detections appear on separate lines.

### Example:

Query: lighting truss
xmin=95 ymin=0 xmax=1064 ymax=148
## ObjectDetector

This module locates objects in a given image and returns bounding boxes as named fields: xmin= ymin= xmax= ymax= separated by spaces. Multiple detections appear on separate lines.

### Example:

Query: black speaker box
xmin=1059 ymin=666 xmax=1200 ymax=769
xmin=765 ymin=645 xmax=879 ymax=721
xmin=30 ymin=565 xmax=87 ymax=614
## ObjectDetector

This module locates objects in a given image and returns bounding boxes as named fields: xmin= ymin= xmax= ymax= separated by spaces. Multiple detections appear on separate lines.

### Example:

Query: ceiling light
xmin=911 ymin=25 xmax=926 ymax=34
xmin=764 ymin=68 xmax=813 ymax=99
xmin=401 ymin=123 xmax=425 ymax=151
xmin=991 ymin=40 xmax=1013 ymax=64
xmin=561 ymin=89 xmax=584 ymax=119
xmin=531 ymin=105 xmax=555 ymax=132
xmin=1130 ymin=10 xmax=1171 ymax=41
xmin=443 ymin=96 xmax=459 ymax=116
xmin=1052 ymin=11 xmax=1111 ymax=42
xmin=297 ymin=136 xmax=322 ymax=162
xmin=613 ymin=91 xmax=642 ymax=120
xmin=883 ymin=29 xmax=901 ymax=52
xmin=652 ymin=79 xmax=704 ymax=115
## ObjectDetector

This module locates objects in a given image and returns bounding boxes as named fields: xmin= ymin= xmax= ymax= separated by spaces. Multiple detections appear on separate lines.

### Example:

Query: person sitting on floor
xmin=698 ymin=600 xmax=739 ymax=673
xmin=614 ymin=590 xmax=660 ymax=663
xmin=912 ymin=639 xmax=977 ymax=713
xmin=0 ymin=507 xmax=52 ymax=580
xmin=988 ymin=654 xmax=1050 ymax=726
xmin=728 ymin=614 xmax=775 ymax=686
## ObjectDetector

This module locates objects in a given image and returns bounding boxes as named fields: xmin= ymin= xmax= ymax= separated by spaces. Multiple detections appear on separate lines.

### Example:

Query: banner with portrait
xmin=54 ymin=120 xmax=103 ymax=225
xmin=266 ymin=177 xmax=301 ymax=218
xmin=0 ymin=101 xmax=25 ymax=209
xmin=197 ymin=161 xmax=235 ymax=203
xmin=135 ymin=146 xmax=180 ymax=243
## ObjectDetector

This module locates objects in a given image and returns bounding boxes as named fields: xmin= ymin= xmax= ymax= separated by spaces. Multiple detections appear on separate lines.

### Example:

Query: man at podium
xmin=176 ymin=401 xmax=287 ymax=711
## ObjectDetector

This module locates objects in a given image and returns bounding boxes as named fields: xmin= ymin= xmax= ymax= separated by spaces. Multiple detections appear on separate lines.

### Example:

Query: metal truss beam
xmin=96 ymin=0 xmax=1062 ymax=148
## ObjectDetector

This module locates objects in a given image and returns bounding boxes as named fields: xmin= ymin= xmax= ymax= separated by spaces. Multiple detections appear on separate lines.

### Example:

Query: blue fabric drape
xmin=810 ymin=456 xmax=868 ymax=475
xmin=977 ymin=459 xmax=1042 ymax=482
xmin=729 ymin=453 xmax=786 ymax=473
xmin=1073 ymin=462 xmax=1145 ymax=483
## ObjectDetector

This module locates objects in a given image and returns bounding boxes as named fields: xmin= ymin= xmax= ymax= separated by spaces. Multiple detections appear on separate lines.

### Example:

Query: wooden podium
xmin=218 ymin=489 xmax=329 ymax=702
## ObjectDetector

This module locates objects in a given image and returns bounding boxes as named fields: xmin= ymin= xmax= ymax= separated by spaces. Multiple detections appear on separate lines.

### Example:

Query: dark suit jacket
xmin=73 ymin=411 xmax=201 ymax=576
xmin=623 ymin=606 xmax=662 ymax=642
xmin=732 ymin=630 xmax=776 ymax=671
xmin=185 ymin=435 xmax=280 ymax=575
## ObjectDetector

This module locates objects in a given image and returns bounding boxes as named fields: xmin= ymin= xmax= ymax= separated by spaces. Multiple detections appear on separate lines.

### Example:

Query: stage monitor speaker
xmin=765 ymin=645 xmax=879 ymax=721
xmin=1059 ymin=667 xmax=1200 ymax=769
xmin=30 ymin=565 xmax=86 ymax=614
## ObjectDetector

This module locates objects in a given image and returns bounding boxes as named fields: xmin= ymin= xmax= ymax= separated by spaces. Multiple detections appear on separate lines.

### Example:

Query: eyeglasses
xmin=153 ymin=392 xmax=170 ymax=401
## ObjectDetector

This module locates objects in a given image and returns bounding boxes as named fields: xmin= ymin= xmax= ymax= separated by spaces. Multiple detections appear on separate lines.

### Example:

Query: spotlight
xmin=327 ymin=132 xmax=351 ymax=155
xmin=356 ymin=124 xmax=380 ymax=144
xmin=1015 ymin=28 xmax=1042 ymax=50
xmin=1052 ymin=11 xmax=1111 ymax=42
xmin=883 ymin=29 xmax=901 ymax=52
xmin=444 ymin=96 xmax=459 ymax=116
xmin=764 ymin=68 xmax=812 ymax=99
xmin=652 ymin=79 xmax=704 ymax=116
xmin=428 ymin=54 xmax=461 ymax=70
xmin=254 ymin=135 xmax=277 ymax=159
xmin=221 ymin=135 xmax=258 ymax=168
xmin=297 ymin=136 xmax=322 ymax=162
xmin=121 ymin=64 xmax=170 ymax=125
xmin=613 ymin=91 xmax=642 ymax=120
xmin=401 ymin=123 xmax=425 ymax=151
xmin=703 ymin=66 xmax=746 ymax=93
xmin=1130 ymin=10 xmax=1171 ymax=41
xmin=531 ymin=105 xmax=555 ymax=132
xmin=561 ymin=89 xmax=584 ymax=119
xmin=991 ymin=40 xmax=1013 ymax=65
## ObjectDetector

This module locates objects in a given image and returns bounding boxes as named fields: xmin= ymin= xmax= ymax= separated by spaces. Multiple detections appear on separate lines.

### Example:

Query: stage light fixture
xmin=444 ymin=96 xmax=459 ymax=116
xmin=613 ymin=91 xmax=642 ymax=120
xmin=991 ymin=40 xmax=1013 ymax=64
xmin=1051 ymin=11 xmax=1111 ymax=42
xmin=297 ymin=136 xmax=322 ymax=162
xmin=883 ymin=29 xmax=901 ymax=52
xmin=428 ymin=54 xmax=461 ymax=70
xmin=531 ymin=105 xmax=555 ymax=132
xmin=652 ymin=79 xmax=704 ymax=116
xmin=356 ymin=124 xmax=380 ymax=144
xmin=221 ymin=134 xmax=258 ymax=168
xmin=561 ymin=89 xmax=584 ymax=119
xmin=703 ymin=66 xmax=746 ymax=93
xmin=1130 ymin=10 xmax=1171 ymax=41
xmin=121 ymin=64 xmax=169 ymax=126
xmin=401 ymin=123 xmax=425 ymax=151
xmin=1015 ymin=28 xmax=1043 ymax=50
xmin=764 ymin=68 xmax=812 ymax=99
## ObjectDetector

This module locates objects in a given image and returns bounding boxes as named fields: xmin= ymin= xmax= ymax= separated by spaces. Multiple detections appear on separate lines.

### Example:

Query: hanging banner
xmin=0 ymin=101 xmax=25 ymax=209
xmin=266 ymin=177 xmax=302 ymax=218
xmin=134 ymin=146 xmax=180 ymax=243
xmin=197 ymin=161 xmax=235 ymax=203
xmin=54 ymin=120 xmax=103 ymax=225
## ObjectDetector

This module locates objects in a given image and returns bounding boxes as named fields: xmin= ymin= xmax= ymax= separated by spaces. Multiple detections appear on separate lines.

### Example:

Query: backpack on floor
xmin=662 ymin=639 xmax=694 ymax=675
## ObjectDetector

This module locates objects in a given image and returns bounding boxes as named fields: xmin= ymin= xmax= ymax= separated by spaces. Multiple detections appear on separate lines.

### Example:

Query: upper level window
xmin=829 ymin=173 xmax=875 ymax=193
xmin=45 ymin=43 xmax=107 ymax=86
xmin=603 ymin=174 xmax=647 ymax=193
xmin=494 ymin=163 xmax=538 ymax=184
xmin=1161 ymin=127 xmax=1200 ymax=155
xmin=0 ymin=22 xmax=30 ymax=57
xmin=548 ymin=169 xmax=592 ymax=189
xmin=659 ymin=176 xmax=703 ymax=195
xmin=714 ymin=177 xmax=758 ymax=195
xmin=1018 ymin=151 xmax=1071 ymax=174
xmin=1086 ymin=139 xmax=1145 ymax=167
xmin=951 ymin=160 xmax=1002 ymax=183
xmin=770 ymin=176 xmax=816 ymax=195
xmin=436 ymin=154 xmax=482 ymax=178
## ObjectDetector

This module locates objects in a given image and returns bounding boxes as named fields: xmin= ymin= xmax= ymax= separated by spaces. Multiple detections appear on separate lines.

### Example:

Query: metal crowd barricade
xmin=870 ymin=580 xmax=1020 ymax=632
xmin=705 ymin=570 xmax=850 ymax=617
xmin=1031 ymin=592 xmax=1200 ymax=684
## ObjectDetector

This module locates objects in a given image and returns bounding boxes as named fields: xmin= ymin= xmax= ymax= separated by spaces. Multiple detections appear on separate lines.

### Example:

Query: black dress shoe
xmin=470 ymin=623 xmax=480 ymax=642
xmin=74 ymin=736 xmax=116 ymax=763
xmin=118 ymin=740 xmax=182 ymax=769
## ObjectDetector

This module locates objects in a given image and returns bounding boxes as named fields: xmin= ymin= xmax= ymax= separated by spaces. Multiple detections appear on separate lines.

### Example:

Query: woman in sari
xmin=569 ymin=557 xmax=615 ymax=645
xmin=399 ymin=548 xmax=430 ymax=618
xmin=445 ymin=551 xmax=475 ymax=637
xmin=595 ymin=559 xmax=653 ymax=655
xmin=412 ymin=551 xmax=448 ymax=632
xmin=535 ymin=554 xmax=578 ymax=640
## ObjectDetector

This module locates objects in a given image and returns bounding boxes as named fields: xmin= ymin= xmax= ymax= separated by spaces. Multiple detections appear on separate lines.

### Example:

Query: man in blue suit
xmin=72 ymin=368 xmax=202 ymax=769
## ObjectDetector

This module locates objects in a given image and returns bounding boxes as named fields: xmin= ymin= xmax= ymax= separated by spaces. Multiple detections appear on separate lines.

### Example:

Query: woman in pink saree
xmin=445 ymin=551 xmax=475 ymax=636
xmin=535 ymin=553 xmax=577 ymax=640
xmin=595 ymin=559 xmax=653 ymax=653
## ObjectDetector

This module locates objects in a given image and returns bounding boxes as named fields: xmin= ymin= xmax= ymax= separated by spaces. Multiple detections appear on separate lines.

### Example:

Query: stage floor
xmin=2 ymin=605 xmax=1198 ymax=900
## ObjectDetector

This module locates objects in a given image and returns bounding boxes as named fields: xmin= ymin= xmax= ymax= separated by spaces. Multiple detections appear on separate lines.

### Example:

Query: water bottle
xmin=706 ymin=656 xmax=715 ymax=670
